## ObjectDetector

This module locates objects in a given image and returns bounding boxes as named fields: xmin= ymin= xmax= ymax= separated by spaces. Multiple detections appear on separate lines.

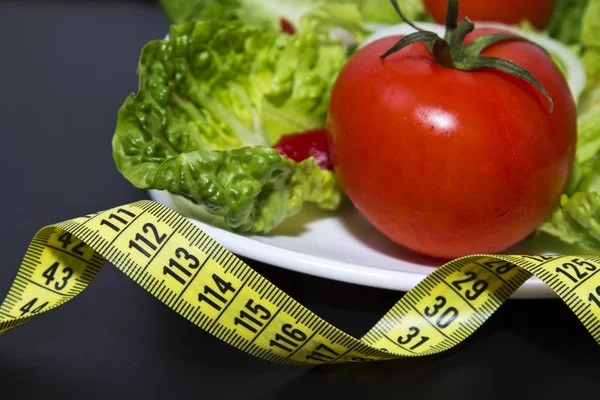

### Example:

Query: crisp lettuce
xmin=575 ymin=103 xmax=600 ymax=163
xmin=158 ymin=0 xmax=430 ymax=28
xmin=546 ymin=0 xmax=600 ymax=93
xmin=159 ymin=0 xmax=240 ymax=24
xmin=297 ymin=3 xmax=372 ymax=43
xmin=143 ymin=147 xmax=340 ymax=232
xmin=112 ymin=6 xmax=367 ymax=233
xmin=547 ymin=0 xmax=590 ymax=44
xmin=580 ymin=0 xmax=600 ymax=89
xmin=361 ymin=0 xmax=429 ymax=24
xmin=538 ymin=103 xmax=600 ymax=250
xmin=537 ymin=193 xmax=600 ymax=251
xmin=159 ymin=0 xmax=368 ymax=29
xmin=538 ymin=3 xmax=600 ymax=253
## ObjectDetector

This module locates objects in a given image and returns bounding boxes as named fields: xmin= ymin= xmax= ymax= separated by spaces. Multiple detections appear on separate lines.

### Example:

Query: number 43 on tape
xmin=1 ymin=200 xmax=599 ymax=364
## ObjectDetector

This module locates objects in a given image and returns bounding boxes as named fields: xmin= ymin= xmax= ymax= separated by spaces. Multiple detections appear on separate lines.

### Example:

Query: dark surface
xmin=0 ymin=1 xmax=598 ymax=398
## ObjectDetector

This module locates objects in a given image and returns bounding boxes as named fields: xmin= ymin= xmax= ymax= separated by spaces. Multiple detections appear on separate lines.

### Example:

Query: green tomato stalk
xmin=380 ymin=0 xmax=555 ymax=112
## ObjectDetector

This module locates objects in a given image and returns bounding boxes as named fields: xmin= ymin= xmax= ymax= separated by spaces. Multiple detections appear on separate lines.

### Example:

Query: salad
xmin=112 ymin=0 xmax=600 ymax=258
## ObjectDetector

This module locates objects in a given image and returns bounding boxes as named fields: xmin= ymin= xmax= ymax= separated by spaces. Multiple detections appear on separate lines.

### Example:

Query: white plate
xmin=149 ymin=190 xmax=586 ymax=299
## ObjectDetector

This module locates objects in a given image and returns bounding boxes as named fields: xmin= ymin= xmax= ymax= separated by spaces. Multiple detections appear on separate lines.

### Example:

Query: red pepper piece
xmin=279 ymin=17 xmax=296 ymax=35
xmin=272 ymin=129 xmax=333 ymax=170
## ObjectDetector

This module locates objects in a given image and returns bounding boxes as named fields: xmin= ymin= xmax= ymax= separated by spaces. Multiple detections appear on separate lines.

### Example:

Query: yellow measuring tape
xmin=1 ymin=200 xmax=599 ymax=364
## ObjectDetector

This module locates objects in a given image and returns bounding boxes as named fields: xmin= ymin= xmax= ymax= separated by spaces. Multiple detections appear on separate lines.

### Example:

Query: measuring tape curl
xmin=1 ymin=200 xmax=599 ymax=364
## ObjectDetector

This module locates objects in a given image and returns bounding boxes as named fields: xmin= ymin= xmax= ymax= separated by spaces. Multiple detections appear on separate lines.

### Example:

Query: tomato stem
xmin=444 ymin=0 xmax=459 ymax=38
xmin=380 ymin=0 xmax=554 ymax=113
xmin=448 ymin=17 xmax=473 ymax=49
xmin=432 ymin=40 xmax=453 ymax=68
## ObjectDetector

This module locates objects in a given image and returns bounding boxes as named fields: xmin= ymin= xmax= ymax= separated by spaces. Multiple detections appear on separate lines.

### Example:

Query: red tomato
xmin=326 ymin=28 xmax=577 ymax=259
xmin=424 ymin=0 xmax=554 ymax=30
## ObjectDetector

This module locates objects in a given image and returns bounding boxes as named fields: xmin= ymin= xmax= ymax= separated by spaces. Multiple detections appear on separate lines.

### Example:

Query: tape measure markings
xmin=360 ymin=262 xmax=528 ymax=356
xmin=572 ymin=268 xmax=600 ymax=291
xmin=1 ymin=200 xmax=600 ymax=364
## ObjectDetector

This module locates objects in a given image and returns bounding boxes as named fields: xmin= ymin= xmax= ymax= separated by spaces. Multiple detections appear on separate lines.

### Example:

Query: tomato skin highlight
xmin=424 ymin=0 xmax=554 ymax=30
xmin=326 ymin=29 xmax=577 ymax=259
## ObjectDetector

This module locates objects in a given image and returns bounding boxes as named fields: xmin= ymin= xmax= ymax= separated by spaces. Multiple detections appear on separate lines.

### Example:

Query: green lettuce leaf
xmin=159 ymin=0 xmax=370 ymax=29
xmin=159 ymin=0 xmax=430 ymax=28
xmin=112 ymin=8 xmax=360 ymax=233
xmin=537 ymin=192 xmax=600 ymax=251
xmin=297 ymin=3 xmax=372 ymax=43
xmin=574 ymin=103 xmax=600 ymax=164
xmin=583 ymin=50 xmax=600 ymax=89
xmin=362 ymin=0 xmax=429 ymax=24
xmin=537 ymin=0 xmax=600 ymax=248
xmin=145 ymin=147 xmax=340 ymax=232
xmin=529 ymin=0 xmax=599 ymax=112
xmin=545 ymin=0 xmax=599 ymax=93
xmin=547 ymin=0 xmax=590 ymax=44
xmin=159 ymin=0 xmax=240 ymax=24
xmin=537 ymin=103 xmax=600 ymax=249
xmin=580 ymin=0 xmax=600 ymax=88
xmin=231 ymin=0 xmax=372 ymax=33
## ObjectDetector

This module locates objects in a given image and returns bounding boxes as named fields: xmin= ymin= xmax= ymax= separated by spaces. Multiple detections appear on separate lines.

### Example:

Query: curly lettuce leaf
xmin=159 ymin=0 xmax=240 ymax=24
xmin=147 ymin=147 xmax=340 ymax=232
xmin=538 ymin=0 xmax=600 ymax=249
xmin=574 ymin=103 xmax=600 ymax=163
xmin=159 ymin=0 xmax=370 ymax=29
xmin=547 ymin=0 xmax=590 ymax=44
xmin=362 ymin=0 xmax=429 ymax=24
xmin=538 ymin=103 xmax=600 ymax=249
xmin=298 ymin=3 xmax=372 ymax=43
xmin=527 ymin=0 xmax=598 ymax=108
xmin=158 ymin=0 xmax=431 ymax=28
xmin=545 ymin=0 xmax=599 ymax=99
xmin=537 ymin=193 xmax=600 ymax=251
xmin=112 ymin=10 xmax=359 ymax=233
xmin=581 ymin=0 xmax=600 ymax=88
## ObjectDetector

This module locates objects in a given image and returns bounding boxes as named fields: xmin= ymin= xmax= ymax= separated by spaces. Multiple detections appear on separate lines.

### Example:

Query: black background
xmin=0 ymin=1 xmax=598 ymax=398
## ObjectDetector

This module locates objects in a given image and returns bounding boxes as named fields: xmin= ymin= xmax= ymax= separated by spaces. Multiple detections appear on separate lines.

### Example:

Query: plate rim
xmin=148 ymin=190 xmax=555 ymax=299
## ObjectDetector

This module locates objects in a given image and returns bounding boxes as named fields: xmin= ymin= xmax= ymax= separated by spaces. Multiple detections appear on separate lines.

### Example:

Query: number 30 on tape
xmin=1 ymin=200 xmax=599 ymax=364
